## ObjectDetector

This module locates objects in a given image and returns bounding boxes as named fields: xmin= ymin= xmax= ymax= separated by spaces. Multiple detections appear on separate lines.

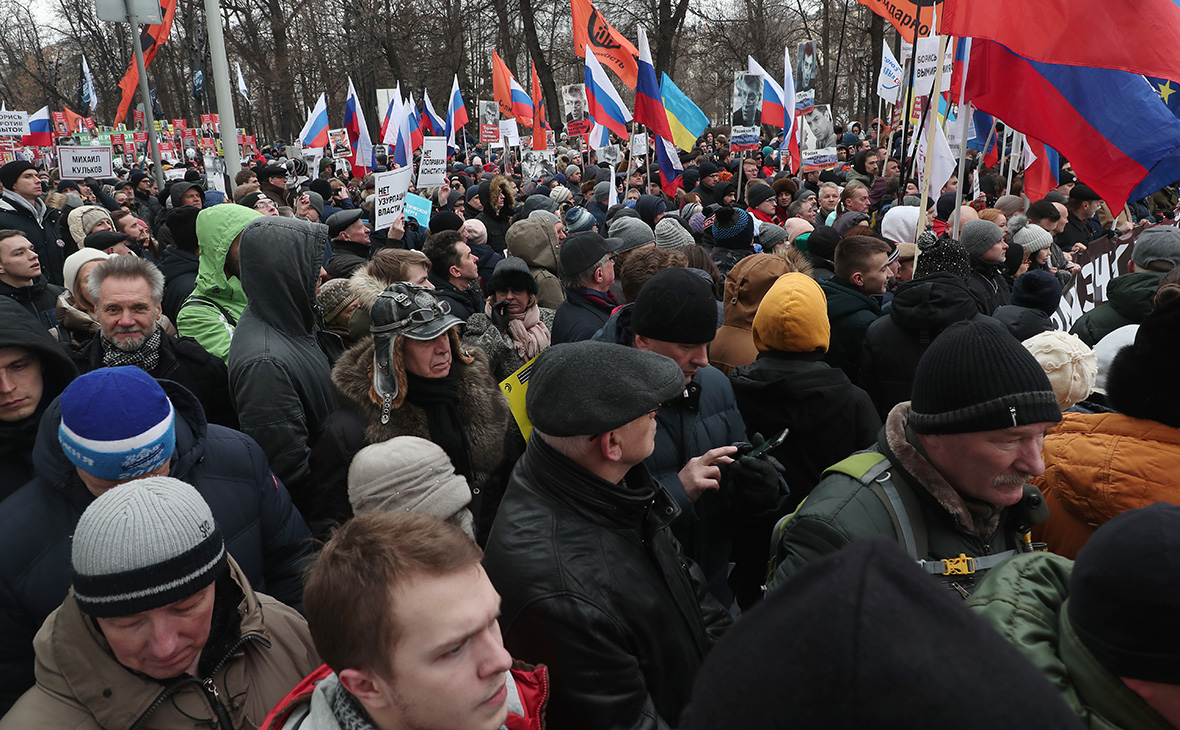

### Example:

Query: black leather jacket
xmin=483 ymin=435 xmax=732 ymax=730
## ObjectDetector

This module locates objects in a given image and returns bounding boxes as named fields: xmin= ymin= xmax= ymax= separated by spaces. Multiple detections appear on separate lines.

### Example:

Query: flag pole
xmin=916 ymin=34 xmax=950 ymax=235
xmin=1006 ymin=130 xmax=1022 ymax=195
xmin=899 ymin=29 xmax=919 ymax=174
xmin=950 ymin=39 xmax=972 ymax=240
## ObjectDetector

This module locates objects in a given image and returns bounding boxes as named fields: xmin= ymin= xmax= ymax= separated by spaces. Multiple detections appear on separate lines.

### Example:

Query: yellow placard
xmin=499 ymin=355 xmax=537 ymax=442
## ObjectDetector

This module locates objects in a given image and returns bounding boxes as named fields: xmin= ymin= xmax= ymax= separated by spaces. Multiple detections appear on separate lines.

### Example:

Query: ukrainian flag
xmin=660 ymin=73 xmax=709 ymax=152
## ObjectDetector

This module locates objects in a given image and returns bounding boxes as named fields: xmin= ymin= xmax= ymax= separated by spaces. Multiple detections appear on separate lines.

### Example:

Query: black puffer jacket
xmin=0 ymin=299 xmax=76 ymax=498
xmin=992 ymin=304 xmax=1055 ymax=342
xmin=0 ymin=380 xmax=312 ymax=713
xmin=0 ymin=276 xmax=65 ymax=334
xmin=966 ymin=258 xmax=1012 ymax=315
xmin=859 ymin=273 xmax=995 ymax=421
xmin=158 ymin=245 xmax=200 ymax=323
xmin=0 ymin=192 xmax=64 ymax=286
xmin=427 ymin=272 xmax=485 ymax=322
xmin=483 ymin=435 xmax=732 ymax=730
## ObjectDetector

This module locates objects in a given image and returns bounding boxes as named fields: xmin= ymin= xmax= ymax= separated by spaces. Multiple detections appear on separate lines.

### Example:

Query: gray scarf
xmin=101 ymin=325 xmax=163 ymax=371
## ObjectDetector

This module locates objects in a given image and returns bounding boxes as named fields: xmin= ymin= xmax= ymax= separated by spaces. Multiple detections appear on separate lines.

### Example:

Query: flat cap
xmin=526 ymin=341 xmax=683 ymax=436
xmin=327 ymin=208 xmax=364 ymax=238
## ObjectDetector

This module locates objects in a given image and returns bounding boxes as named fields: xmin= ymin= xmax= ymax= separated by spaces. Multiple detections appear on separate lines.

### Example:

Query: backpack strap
xmin=822 ymin=452 xmax=928 ymax=560
xmin=181 ymin=294 xmax=237 ymax=326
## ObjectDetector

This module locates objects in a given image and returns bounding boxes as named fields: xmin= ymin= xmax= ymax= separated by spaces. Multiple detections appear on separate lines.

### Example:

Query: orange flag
xmin=114 ymin=0 xmax=178 ymax=124
xmin=63 ymin=107 xmax=87 ymax=134
xmin=531 ymin=62 xmax=547 ymax=149
xmin=571 ymin=0 xmax=639 ymax=89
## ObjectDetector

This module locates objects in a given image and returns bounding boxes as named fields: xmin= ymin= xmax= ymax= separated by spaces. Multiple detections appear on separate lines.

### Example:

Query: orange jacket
xmin=1033 ymin=411 xmax=1180 ymax=559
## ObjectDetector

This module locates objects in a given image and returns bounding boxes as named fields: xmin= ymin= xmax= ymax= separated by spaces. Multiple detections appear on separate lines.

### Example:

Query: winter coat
xmin=818 ymin=278 xmax=882 ymax=384
xmin=0 ymin=379 xmax=313 ymax=713
xmin=158 ymin=245 xmax=201 ymax=323
xmin=260 ymin=663 xmax=548 ymax=730
xmin=71 ymin=329 xmax=238 ymax=430
xmin=0 ymin=299 xmax=76 ymax=499
xmin=1057 ymin=212 xmax=1095 ymax=252
xmin=178 ymin=205 xmax=262 ymax=362
xmin=551 ymin=288 xmax=617 ymax=344
xmin=133 ymin=188 xmax=164 ymax=232
xmin=477 ymin=177 xmax=516 ymax=254
xmin=858 ymin=273 xmax=993 ymax=421
xmin=0 ymin=560 xmax=319 ymax=730
xmin=967 ymin=553 xmax=1175 ymax=730
xmin=324 ymin=238 xmax=370 ymax=280
xmin=306 ymin=338 xmax=513 ymax=541
xmin=54 ymin=290 xmax=100 ymax=347
xmin=0 ymin=191 xmax=64 ymax=286
xmin=0 ymin=276 xmax=65 ymax=334
xmin=463 ymin=306 xmax=556 ymax=382
xmin=692 ymin=183 xmax=717 ymax=208
xmin=427 ymin=272 xmax=486 ymax=322
xmin=1069 ymin=270 xmax=1165 ymax=347
xmin=993 ymin=304 xmax=1056 ymax=342
xmin=731 ymin=351 xmax=880 ymax=508
xmin=483 ymin=435 xmax=732 ymax=730
xmin=768 ymin=403 xmax=1034 ymax=592
xmin=966 ymin=258 xmax=1012 ymax=315
xmin=259 ymin=179 xmax=292 ymax=208
xmin=1033 ymin=412 xmax=1180 ymax=560
xmin=228 ymin=217 xmax=337 ymax=509
xmin=505 ymin=217 xmax=565 ymax=309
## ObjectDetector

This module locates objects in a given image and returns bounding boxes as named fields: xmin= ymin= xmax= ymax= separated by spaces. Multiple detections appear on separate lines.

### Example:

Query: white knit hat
xmin=71 ymin=476 xmax=225 ymax=617
xmin=1022 ymin=330 xmax=1097 ymax=410
xmin=62 ymin=248 xmax=110 ymax=296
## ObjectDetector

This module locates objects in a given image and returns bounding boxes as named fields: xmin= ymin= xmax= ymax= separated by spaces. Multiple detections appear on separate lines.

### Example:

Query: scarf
xmin=405 ymin=372 xmax=474 ymax=482
xmin=488 ymin=301 xmax=550 ymax=360
xmin=101 ymin=324 xmax=163 ymax=371
xmin=571 ymin=286 xmax=619 ymax=312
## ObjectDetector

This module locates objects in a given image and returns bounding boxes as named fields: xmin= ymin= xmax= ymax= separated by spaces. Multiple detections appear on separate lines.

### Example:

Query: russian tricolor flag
xmin=21 ymin=106 xmax=52 ymax=146
xmin=392 ymin=94 xmax=415 ymax=168
xmin=655 ymin=134 xmax=683 ymax=197
xmin=634 ymin=28 xmax=672 ymax=140
xmin=588 ymin=122 xmax=610 ymax=150
xmin=422 ymin=89 xmax=446 ymax=137
xmin=584 ymin=47 xmax=632 ymax=140
xmin=445 ymin=75 xmax=468 ymax=152
xmin=406 ymin=93 xmax=424 ymax=151
xmin=299 ymin=93 xmax=330 ymax=149
xmin=748 ymin=56 xmax=785 ymax=129
xmin=344 ymin=78 xmax=373 ymax=170
xmin=493 ymin=51 xmax=534 ymax=126
xmin=1023 ymin=136 xmax=1060 ymax=203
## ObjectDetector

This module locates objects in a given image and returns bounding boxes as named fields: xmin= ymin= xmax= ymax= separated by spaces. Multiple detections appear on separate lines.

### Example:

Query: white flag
xmin=81 ymin=55 xmax=98 ymax=113
xmin=912 ymin=5 xmax=940 ymax=97
xmin=910 ymin=112 xmax=956 ymax=199
xmin=236 ymin=62 xmax=250 ymax=103
xmin=1022 ymin=134 xmax=1038 ymax=169
xmin=877 ymin=41 xmax=903 ymax=105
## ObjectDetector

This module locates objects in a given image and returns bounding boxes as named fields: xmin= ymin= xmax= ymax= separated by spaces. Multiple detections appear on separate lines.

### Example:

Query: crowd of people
xmin=0 ymin=115 xmax=1177 ymax=730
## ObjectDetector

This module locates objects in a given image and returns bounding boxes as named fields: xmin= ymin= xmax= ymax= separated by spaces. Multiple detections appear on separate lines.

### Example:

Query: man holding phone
xmin=599 ymin=268 xmax=787 ymax=608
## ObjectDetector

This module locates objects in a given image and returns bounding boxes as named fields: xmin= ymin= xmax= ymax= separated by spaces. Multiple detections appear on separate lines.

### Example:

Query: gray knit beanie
xmin=609 ymin=215 xmax=656 ymax=252
xmin=348 ymin=436 xmax=475 ymax=538
xmin=960 ymin=219 xmax=1005 ymax=259
xmin=71 ymin=476 xmax=226 ymax=618
xmin=1011 ymin=218 xmax=1053 ymax=254
xmin=757 ymin=222 xmax=789 ymax=252
xmin=655 ymin=217 xmax=694 ymax=250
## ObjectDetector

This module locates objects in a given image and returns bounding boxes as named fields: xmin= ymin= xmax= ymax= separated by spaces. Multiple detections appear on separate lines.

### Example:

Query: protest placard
xmin=562 ymin=84 xmax=591 ymax=136
xmin=1053 ymin=226 xmax=1139 ymax=331
xmin=329 ymin=128 xmax=351 ymax=158
xmin=404 ymin=192 xmax=432 ymax=229
xmin=374 ymin=166 xmax=412 ymax=231
xmin=479 ymin=101 xmax=499 ymax=143
xmin=0 ymin=111 xmax=27 ymax=138
xmin=631 ymin=132 xmax=648 ymax=156
xmin=57 ymin=145 xmax=113 ymax=179
xmin=521 ymin=150 xmax=555 ymax=180
xmin=417 ymin=136 xmax=447 ymax=187
xmin=795 ymin=40 xmax=818 ymax=113
xmin=598 ymin=144 xmax=621 ymax=168
xmin=799 ymin=104 xmax=837 ymax=169
xmin=499 ymin=119 xmax=520 ymax=147
xmin=499 ymin=355 xmax=538 ymax=442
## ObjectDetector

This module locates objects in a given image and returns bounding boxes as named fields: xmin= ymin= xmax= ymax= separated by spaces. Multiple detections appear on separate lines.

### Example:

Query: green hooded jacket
xmin=176 ymin=205 xmax=263 ymax=361
xmin=967 ymin=553 xmax=1174 ymax=730
xmin=1069 ymin=270 xmax=1164 ymax=347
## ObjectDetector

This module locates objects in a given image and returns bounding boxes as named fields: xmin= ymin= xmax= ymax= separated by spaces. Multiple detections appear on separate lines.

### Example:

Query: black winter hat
xmin=1069 ymin=503 xmax=1180 ymax=684
xmin=681 ymin=537 xmax=1086 ymax=730
xmin=914 ymin=233 xmax=971 ymax=282
xmin=935 ymin=192 xmax=958 ymax=221
xmin=486 ymin=256 xmax=537 ymax=295
xmin=711 ymin=207 xmax=754 ymax=250
xmin=1011 ymin=270 xmax=1063 ymax=316
xmin=0 ymin=161 xmax=37 ymax=190
xmin=698 ymin=161 xmax=719 ymax=179
xmin=632 ymin=268 xmax=718 ymax=345
xmin=747 ymin=183 xmax=775 ymax=209
xmin=83 ymin=231 xmax=130 ymax=251
xmin=910 ymin=319 xmax=1061 ymax=434
xmin=166 ymin=206 xmax=201 ymax=253
xmin=806 ymin=226 xmax=841 ymax=262
xmin=1105 ymin=297 xmax=1180 ymax=427
xmin=429 ymin=210 xmax=463 ymax=233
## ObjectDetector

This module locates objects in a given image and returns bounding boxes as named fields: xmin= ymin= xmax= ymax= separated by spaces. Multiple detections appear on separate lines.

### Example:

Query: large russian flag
xmin=344 ymin=77 xmax=373 ymax=170
xmin=299 ymin=93 xmax=330 ymax=148
xmin=634 ymin=28 xmax=672 ymax=140
xmin=964 ymin=39 xmax=1180 ymax=213
xmin=654 ymin=134 xmax=683 ymax=197
xmin=406 ymin=94 xmax=424 ymax=151
xmin=585 ymin=47 xmax=631 ymax=140
xmin=1023 ymin=136 xmax=1060 ymax=203
xmin=748 ymin=56 xmax=785 ymax=129
xmin=21 ymin=106 xmax=52 ymax=146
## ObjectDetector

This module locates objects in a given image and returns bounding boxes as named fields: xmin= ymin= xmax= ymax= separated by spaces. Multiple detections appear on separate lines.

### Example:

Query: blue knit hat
xmin=712 ymin=207 xmax=754 ymax=249
xmin=58 ymin=367 xmax=176 ymax=481
xmin=565 ymin=206 xmax=596 ymax=233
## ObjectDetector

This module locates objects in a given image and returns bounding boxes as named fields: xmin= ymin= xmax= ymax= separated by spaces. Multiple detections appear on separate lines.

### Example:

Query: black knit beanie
xmin=1011 ymin=270 xmax=1062 ymax=316
xmin=711 ymin=207 xmax=754 ymax=250
xmin=1105 ymin=297 xmax=1180 ymax=427
xmin=632 ymin=268 xmax=718 ymax=344
xmin=1069 ymin=503 xmax=1180 ymax=684
xmin=910 ymin=319 xmax=1061 ymax=434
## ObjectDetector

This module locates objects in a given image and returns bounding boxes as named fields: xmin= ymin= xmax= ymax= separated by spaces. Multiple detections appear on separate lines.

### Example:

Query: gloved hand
xmin=490 ymin=300 xmax=512 ymax=333
xmin=724 ymin=433 xmax=786 ymax=513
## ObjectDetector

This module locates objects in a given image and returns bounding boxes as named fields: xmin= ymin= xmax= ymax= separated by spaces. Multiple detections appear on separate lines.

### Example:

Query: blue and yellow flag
xmin=660 ymin=73 xmax=708 ymax=152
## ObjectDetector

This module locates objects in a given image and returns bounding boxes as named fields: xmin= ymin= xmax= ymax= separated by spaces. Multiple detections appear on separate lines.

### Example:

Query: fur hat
xmin=1022 ymin=330 xmax=1097 ymax=410
xmin=486 ymin=256 xmax=537 ymax=295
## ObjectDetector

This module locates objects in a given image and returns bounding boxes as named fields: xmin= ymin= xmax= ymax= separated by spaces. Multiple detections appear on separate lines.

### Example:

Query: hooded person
xmin=227 ymin=216 xmax=338 ymax=509
xmin=683 ymin=537 xmax=1086 ymax=730
xmin=176 ymin=204 xmax=264 ymax=362
xmin=635 ymin=194 xmax=667 ymax=229
xmin=168 ymin=180 xmax=205 ymax=211
xmin=993 ymin=270 xmax=1062 ymax=342
xmin=475 ymin=176 xmax=516 ymax=254
xmin=881 ymin=205 xmax=921 ymax=246
xmin=64 ymin=205 xmax=115 ymax=252
xmin=307 ymin=284 xmax=513 ymax=543
xmin=710 ymin=252 xmax=805 ymax=375
xmin=505 ymin=216 xmax=565 ymax=309
xmin=0 ymin=476 xmax=319 ymax=730
xmin=54 ymin=248 xmax=109 ymax=346
xmin=0 ymin=298 xmax=77 ymax=495
xmin=462 ymin=257 xmax=555 ymax=382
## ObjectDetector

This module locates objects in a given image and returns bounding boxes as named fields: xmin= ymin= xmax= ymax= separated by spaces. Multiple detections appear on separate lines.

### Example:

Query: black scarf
xmin=101 ymin=325 xmax=163 ymax=371
xmin=405 ymin=372 xmax=474 ymax=482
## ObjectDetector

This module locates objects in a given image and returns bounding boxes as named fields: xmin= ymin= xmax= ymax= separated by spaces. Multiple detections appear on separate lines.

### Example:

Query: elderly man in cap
xmin=324 ymin=209 xmax=371 ymax=279
xmin=769 ymin=318 xmax=1061 ymax=598
xmin=551 ymin=231 xmax=623 ymax=344
xmin=0 ymin=476 xmax=319 ymax=729
xmin=0 ymin=366 xmax=312 ymax=713
xmin=484 ymin=340 xmax=732 ymax=730
xmin=1069 ymin=225 xmax=1180 ymax=346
